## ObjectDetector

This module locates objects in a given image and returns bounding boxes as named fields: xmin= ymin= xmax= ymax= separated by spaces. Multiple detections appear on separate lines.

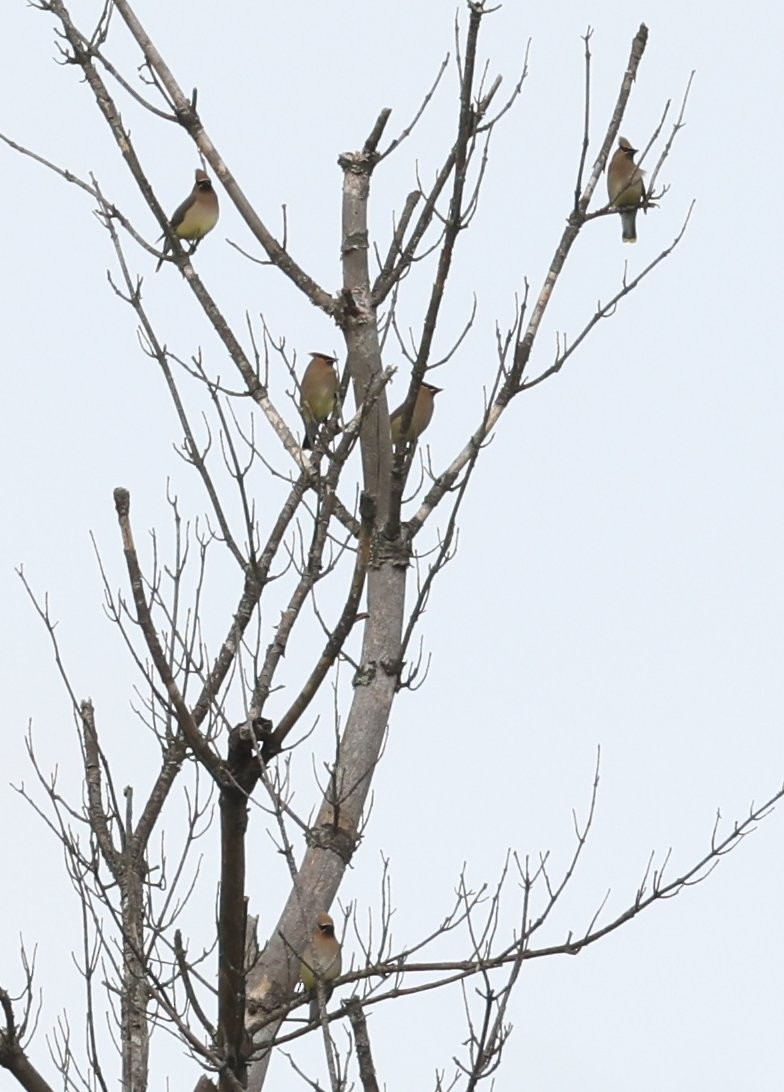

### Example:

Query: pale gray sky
xmin=1 ymin=1 xmax=782 ymax=1090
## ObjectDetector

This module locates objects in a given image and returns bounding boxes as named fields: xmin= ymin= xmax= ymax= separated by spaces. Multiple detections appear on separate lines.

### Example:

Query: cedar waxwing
xmin=390 ymin=382 xmax=442 ymax=447
xmin=156 ymin=169 xmax=220 ymax=271
xmin=299 ymin=912 xmax=342 ymax=1022
xmin=300 ymin=352 xmax=339 ymax=449
xmin=607 ymin=137 xmax=646 ymax=244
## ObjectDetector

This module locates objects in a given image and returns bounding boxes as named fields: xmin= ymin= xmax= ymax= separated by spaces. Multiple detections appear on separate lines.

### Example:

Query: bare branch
xmin=345 ymin=999 xmax=380 ymax=1092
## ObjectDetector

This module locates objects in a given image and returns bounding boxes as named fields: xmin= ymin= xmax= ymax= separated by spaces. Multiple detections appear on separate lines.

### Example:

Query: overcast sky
xmin=1 ymin=1 xmax=782 ymax=1090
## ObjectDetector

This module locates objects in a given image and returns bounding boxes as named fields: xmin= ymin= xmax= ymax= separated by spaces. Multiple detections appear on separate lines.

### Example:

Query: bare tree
xmin=1 ymin=4 xmax=780 ymax=1092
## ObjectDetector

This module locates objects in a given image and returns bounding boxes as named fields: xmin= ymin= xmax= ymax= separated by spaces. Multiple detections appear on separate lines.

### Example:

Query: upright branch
xmin=114 ymin=488 xmax=225 ymax=781
xmin=244 ymin=106 xmax=416 ymax=1072
xmin=217 ymin=719 xmax=272 ymax=1089
xmin=338 ymin=109 xmax=394 ymax=515
xmin=264 ymin=492 xmax=376 ymax=758
xmin=506 ymin=22 xmax=649 ymax=392
xmin=387 ymin=2 xmax=491 ymax=538
xmin=346 ymin=1000 xmax=380 ymax=1092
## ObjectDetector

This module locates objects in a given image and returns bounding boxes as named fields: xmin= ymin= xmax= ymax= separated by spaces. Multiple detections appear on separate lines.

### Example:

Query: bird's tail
xmin=620 ymin=208 xmax=638 ymax=243
xmin=308 ymin=982 xmax=334 ymax=1024
xmin=155 ymin=240 xmax=170 ymax=273
xmin=301 ymin=411 xmax=318 ymax=450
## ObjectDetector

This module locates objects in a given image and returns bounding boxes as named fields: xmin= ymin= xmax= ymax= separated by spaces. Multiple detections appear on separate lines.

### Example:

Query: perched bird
xmin=607 ymin=137 xmax=646 ymax=243
xmin=300 ymin=352 xmax=339 ymax=449
xmin=390 ymin=382 xmax=442 ymax=447
xmin=156 ymin=169 xmax=220 ymax=271
xmin=300 ymin=912 xmax=342 ymax=1022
